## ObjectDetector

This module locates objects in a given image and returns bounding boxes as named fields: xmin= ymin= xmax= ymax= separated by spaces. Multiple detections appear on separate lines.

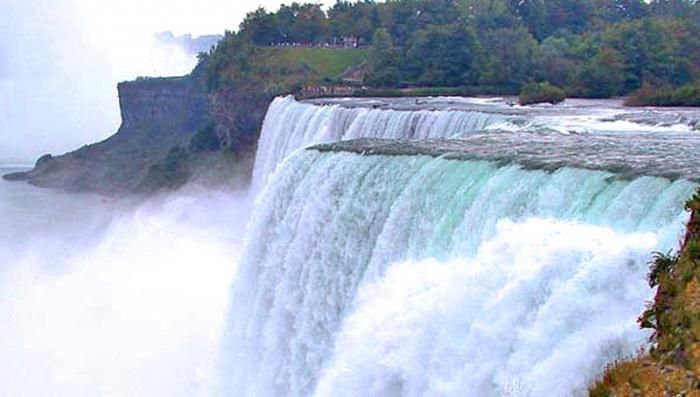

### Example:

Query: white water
xmin=252 ymin=96 xmax=507 ymax=193
xmin=224 ymin=149 xmax=695 ymax=397
xmin=2 ymin=94 xmax=697 ymax=397
xmin=0 ymin=172 xmax=251 ymax=396
xmin=316 ymin=220 xmax=656 ymax=397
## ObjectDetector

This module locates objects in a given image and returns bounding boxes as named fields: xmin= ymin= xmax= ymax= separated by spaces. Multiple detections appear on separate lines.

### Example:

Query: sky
xmin=0 ymin=0 xmax=324 ymax=162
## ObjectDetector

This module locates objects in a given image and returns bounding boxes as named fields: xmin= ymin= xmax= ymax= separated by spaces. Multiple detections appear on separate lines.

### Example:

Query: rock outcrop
xmin=3 ymin=76 xmax=210 ymax=195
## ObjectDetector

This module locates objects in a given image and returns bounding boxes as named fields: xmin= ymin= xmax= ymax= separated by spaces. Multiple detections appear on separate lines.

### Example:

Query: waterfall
xmin=225 ymin=147 xmax=695 ymax=397
xmin=251 ymin=97 xmax=508 ymax=193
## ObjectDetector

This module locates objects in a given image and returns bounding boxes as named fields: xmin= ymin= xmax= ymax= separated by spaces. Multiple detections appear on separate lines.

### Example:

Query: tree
xmin=365 ymin=28 xmax=401 ymax=87
xmin=649 ymin=0 xmax=695 ymax=18
xmin=601 ymin=18 xmax=697 ymax=91
xmin=275 ymin=3 xmax=330 ymax=44
xmin=457 ymin=0 xmax=519 ymax=31
xmin=329 ymin=0 xmax=379 ymax=45
xmin=480 ymin=26 xmax=540 ymax=88
xmin=406 ymin=23 xmax=482 ymax=86
xmin=591 ymin=0 xmax=648 ymax=25
xmin=239 ymin=7 xmax=282 ymax=45
xmin=573 ymin=47 xmax=627 ymax=97
xmin=539 ymin=32 xmax=580 ymax=85
xmin=293 ymin=3 xmax=331 ymax=44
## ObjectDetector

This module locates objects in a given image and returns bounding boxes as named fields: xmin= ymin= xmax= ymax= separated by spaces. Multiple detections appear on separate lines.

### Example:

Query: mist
xmin=0 ymin=0 xmax=302 ymax=163
xmin=0 ymin=182 xmax=252 ymax=396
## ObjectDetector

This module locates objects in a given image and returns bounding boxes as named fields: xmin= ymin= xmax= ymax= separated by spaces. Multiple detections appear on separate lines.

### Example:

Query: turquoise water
xmin=225 ymin=149 xmax=695 ymax=397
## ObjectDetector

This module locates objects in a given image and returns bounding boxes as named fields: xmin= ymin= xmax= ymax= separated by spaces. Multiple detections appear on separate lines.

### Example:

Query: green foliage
xmin=600 ymin=18 xmax=697 ymax=91
xmin=263 ymin=47 xmax=368 ymax=82
xmin=328 ymin=0 xmax=378 ymax=45
xmin=141 ymin=146 xmax=192 ymax=192
xmin=199 ymin=0 xmax=700 ymax=100
xmin=365 ymin=28 xmax=400 ymax=87
xmin=573 ymin=48 xmax=627 ymax=97
xmin=239 ymin=7 xmax=281 ymax=45
xmin=626 ymin=83 xmax=700 ymax=106
xmin=205 ymin=35 xmax=367 ymax=93
xmin=479 ymin=26 xmax=540 ymax=89
xmin=406 ymin=24 xmax=482 ymax=86
xmin=589 ymin=386 xmax=612 ymax=397
xmin=648 ymin=250 xmax=679 ymax=288
xmin=518 ymin=82 xmax=566 ymax=105
xmin=688 ymin=240 xmax=700 ymax=261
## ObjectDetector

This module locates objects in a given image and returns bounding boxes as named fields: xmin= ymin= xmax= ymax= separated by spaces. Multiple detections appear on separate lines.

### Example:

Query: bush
xmin=518 ymin=82 xmax=566 ymax=105
xmin=189 ymin=123 xmax=220 ymax=152
xmin=139 ymin=146 xmax=192 ymax=192
xmin=625 ymin=83 xmax=700 ymax=107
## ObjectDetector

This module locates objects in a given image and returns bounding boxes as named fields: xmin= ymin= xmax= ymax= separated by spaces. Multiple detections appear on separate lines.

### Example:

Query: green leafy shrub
xmin=518 ymin=82 xmax=566 ymax=105
xmin=647 ymin=250 xmax=679 ymax=288
xmin=139 ymin=146 xmax=192 ymax=192
xmin=626 ymin=83 xmax=700 ymax=107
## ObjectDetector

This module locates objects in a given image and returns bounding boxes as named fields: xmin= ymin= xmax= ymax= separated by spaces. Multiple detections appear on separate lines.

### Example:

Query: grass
xmin=259 ymin=47 xmax=368 ymax=83
xmin=216 ymin=47 xmax=368 ymax=95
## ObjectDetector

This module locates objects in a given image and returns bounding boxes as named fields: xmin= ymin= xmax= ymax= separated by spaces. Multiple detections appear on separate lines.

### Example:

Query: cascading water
xmin=251 ymin=97 xmax=508 ymax=193
xmin=225 ymin=138 xmax=696 ymax=396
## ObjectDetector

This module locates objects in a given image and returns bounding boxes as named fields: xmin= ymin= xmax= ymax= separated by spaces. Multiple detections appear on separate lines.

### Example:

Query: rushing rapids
xmin=251 ymin=96 xmax=508 ymax=193
xmin=224 ymin=96 xmax=700 ymax=396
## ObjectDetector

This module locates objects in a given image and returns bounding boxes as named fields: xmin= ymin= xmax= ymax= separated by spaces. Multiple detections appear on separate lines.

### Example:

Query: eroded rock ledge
xmin=3 ymin=76 xmax=209 ymax=195
xmin=311 ymin=135 xmax=700 ymax=183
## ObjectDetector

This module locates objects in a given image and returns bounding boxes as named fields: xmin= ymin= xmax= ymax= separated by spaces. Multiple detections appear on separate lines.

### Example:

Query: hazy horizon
xmin=0 ymin=0 xmax=322 ymax=163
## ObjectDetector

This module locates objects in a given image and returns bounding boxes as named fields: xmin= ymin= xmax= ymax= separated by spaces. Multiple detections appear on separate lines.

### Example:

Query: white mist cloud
xmin=0 ymin=187 xmax=252 ymax=396
xmin=0 ymin=0 xmax=317 ymax=163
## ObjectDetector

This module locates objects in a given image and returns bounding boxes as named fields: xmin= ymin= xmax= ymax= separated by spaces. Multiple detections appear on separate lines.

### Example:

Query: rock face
xmin=209 ymin=85 xmax=273 ymax=154
xmin=118 ymin=77 xmax=208 ymax=136
xmin=3 ymin=76 xmax=210 ymax=195
xmin=312 ymin=134 xmax=700 ymax=183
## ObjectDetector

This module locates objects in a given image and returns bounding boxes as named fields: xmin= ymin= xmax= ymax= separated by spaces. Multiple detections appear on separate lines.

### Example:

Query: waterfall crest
xmin=251 ymin=97 xmax=508 ymax=193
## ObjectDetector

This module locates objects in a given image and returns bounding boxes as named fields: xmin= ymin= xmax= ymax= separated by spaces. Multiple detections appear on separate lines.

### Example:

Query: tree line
xmin=205 ymin=0 xmax=700 ymax=98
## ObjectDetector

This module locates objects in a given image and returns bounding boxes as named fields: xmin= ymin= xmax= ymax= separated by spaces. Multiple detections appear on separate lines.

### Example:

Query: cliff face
xmin=118 ymin=77 xmax=208 ymax=136
xmin=209 ymin=84 xmax=272 ymax=154
xmin=3 ymin=76 xmax=210 ymax=195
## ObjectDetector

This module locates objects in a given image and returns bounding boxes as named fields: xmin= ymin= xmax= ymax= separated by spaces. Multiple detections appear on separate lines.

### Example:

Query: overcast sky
xmin=0 ymin=0 xmax=324 ymax=162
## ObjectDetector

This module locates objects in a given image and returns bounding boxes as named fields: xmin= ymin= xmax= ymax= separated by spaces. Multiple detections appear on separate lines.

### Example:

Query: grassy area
xmin=213 ymin=46 xmax=367 ymax=95
xmin=260 ymin=47 xmax=368 ymax=82
xmin=590 ymin=189 xmax=700 ymax=396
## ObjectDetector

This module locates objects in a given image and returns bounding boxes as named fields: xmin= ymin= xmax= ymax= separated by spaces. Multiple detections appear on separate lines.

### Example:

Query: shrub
xmin=647 ymin=250 xmax=678 ymax=288
xmin=625 ymin=83 xmax=700 ymax=107
xmin=189 ymin=123 xmax=220 ymax=152
xmin=518 ymin=82 xmax=566 ymax=105
xmin=139 ymin=146 xmax=192 ymax=192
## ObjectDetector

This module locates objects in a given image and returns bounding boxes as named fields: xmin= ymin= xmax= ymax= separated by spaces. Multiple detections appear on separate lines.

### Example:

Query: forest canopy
xmin=201 ymin=0 xmax=700 ymax=98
